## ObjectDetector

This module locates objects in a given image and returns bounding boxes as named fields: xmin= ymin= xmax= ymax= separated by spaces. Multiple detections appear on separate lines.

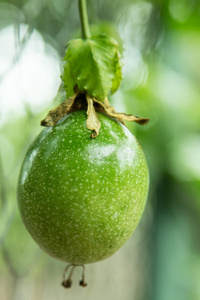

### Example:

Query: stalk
xmin=78 ymin=0 xmax=91 ymax=39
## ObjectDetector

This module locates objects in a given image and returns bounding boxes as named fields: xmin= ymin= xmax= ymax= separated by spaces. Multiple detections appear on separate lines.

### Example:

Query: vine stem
xmin=78 ymin=0 xmax=91 ymax=39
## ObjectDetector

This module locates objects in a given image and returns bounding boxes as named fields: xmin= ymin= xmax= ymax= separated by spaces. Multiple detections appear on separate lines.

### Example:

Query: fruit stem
xmin=78 ymin=0 xmax=91 ymax=39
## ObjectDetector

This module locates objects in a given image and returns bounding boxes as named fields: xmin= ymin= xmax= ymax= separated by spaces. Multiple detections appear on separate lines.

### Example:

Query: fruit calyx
xmin=41 ymin=93 xmax=149 ymax=138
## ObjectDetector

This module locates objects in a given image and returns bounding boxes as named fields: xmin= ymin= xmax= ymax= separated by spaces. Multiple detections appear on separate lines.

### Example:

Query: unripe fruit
xmin=18 ymin=110 xmax=149 ymax=264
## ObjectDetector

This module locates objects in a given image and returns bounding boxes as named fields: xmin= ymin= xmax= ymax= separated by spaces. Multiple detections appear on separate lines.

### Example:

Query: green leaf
xmin=61 ymin=34 xmax=123 ymax=101
xmin=111 ymin=49 xmax=123 ymax=94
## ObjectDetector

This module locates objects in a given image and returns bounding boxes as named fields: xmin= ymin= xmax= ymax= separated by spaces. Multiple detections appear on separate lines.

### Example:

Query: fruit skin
xmin=17 ymin=110 xmax=149 ymax=264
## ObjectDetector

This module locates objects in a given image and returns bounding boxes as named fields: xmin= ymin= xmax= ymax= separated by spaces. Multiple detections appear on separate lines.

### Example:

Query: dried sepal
xmin=41 ymin=93 xmax=77 ymax=127
xmin=86 ymin=95 xmax=101 ymax=138
xmin=41 ymin=93 xmax=149 ymax=138
xmin=94 ymin=97 xmax=149 ymax=125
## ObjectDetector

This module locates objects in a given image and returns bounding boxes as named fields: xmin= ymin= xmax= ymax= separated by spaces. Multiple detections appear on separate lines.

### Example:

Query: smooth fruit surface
xmin=17 ymin=110 xmax=149 ymax=264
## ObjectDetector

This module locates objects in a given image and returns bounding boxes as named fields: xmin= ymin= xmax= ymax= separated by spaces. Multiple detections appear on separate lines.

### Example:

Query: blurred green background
xmin=0 ymin=0 xmax=200 ymax=299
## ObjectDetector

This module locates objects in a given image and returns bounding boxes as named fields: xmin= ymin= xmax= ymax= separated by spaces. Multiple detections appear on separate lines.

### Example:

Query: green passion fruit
xmin=17 ymin=110 xmax=149 ymax=264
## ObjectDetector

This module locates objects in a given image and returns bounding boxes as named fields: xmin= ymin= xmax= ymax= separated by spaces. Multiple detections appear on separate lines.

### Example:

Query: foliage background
xmin=0 ymin=0 xmax=200 ymax=299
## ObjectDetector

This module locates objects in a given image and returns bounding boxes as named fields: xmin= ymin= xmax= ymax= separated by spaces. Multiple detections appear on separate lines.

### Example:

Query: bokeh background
xmin=1 ymin=0 xmax=200 ymax=299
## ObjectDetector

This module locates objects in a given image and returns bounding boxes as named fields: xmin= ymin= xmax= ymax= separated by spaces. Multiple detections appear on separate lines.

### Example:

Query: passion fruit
xmin=17 ymin=110 xmax=149 ymax=264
